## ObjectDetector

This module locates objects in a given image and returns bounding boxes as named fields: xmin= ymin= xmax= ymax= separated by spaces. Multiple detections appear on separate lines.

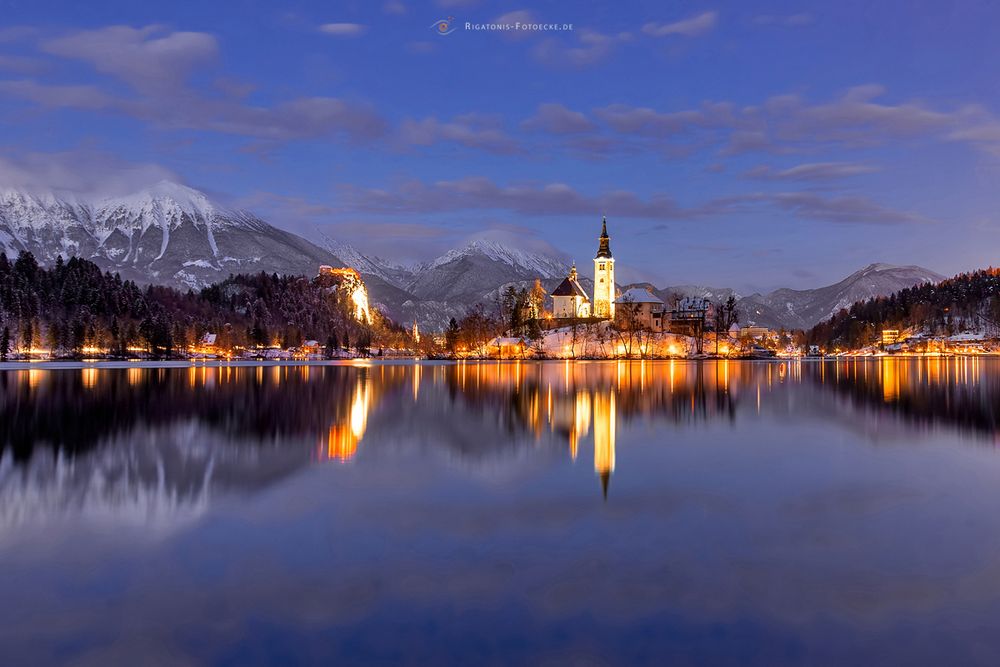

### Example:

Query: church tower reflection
xmin=593 ymin=390 xmax=616 ymax=499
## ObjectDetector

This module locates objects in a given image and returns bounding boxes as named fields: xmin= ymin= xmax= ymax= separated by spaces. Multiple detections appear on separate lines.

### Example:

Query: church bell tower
xmin=593 ymin=216 xmax=615 ymax=319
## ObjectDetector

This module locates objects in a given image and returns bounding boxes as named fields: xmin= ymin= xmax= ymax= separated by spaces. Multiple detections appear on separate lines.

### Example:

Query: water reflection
xmin=6 ymin=358 xmax=1000 ymax=665
xmin=2 ymin=358 xmax=1000 ymax=533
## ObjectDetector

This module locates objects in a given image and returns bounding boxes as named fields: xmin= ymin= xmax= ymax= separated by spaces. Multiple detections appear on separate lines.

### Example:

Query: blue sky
xmin=1 ymin=0 xmax=999 ymax=291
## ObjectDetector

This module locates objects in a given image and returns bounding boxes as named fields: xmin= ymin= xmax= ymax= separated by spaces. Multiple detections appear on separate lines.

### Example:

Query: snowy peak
xmin=850 ymin=262 xmax=941 ymax=279
xmin=738 ymin=263 xmax=945 ymax=329
xmin=427 ymin=239 xmax=568 ymax=278
xmin=0 ymin=182 xmax=340 ymax=292
xmin=98 ymin=181 xmax=216 ymax=224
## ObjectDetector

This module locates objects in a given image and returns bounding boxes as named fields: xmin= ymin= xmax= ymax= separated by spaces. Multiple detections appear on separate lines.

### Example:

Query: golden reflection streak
xmin=324 ymin=377 xmax=371 ymax=462
xmin=594 ymin=390 xmax=616 ymax=499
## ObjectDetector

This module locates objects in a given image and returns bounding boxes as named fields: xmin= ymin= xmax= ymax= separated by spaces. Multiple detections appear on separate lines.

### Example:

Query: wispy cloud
xmin=0 ymin=54 xmax=45 ymax=74
xmin=642 ymin=11 xmax=719 ymax=38
xmin=533 ymin=29 xmax=630 ymax=67
xmin=743 ymin=162 xmax=881 ymax=181
xmin=710 ymin=191 xmax=930 ymax=225
xmin=398 ymin=114 xmax=519 ymax=154
xmin=318 ymin=23 xmax=367 ymax=37
xmin=521 ymin=103 xmax=595 ymax=134
xmin=0 ymin=147 xmax=180 ymax=197
xmin=339 ymin=177 xmax=693 ymax=219
xmin=41 ymin=25 xmax=219 ymax=95
xmin=526 ymin=85 xmax=1000 ymax=158
xmin=382 ymin=1 xmax=406 ymax=16
xmin=2 ymin=25 xmax=387 ymax=144
xmin=340 ymin=176 xmax=929 ymax=227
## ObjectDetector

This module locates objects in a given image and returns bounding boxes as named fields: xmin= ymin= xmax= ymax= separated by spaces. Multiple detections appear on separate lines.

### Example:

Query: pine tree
xmin=445 ymin=317 xmax=460 ymax=353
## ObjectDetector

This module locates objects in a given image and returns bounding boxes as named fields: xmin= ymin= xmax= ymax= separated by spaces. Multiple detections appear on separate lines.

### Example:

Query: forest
xmin=0 ymin=251 xmax=405 ymax=359
xmin=806 ymin=268 xmax=1000 ymax=349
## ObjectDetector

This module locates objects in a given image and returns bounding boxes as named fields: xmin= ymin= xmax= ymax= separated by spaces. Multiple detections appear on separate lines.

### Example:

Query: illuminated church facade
xmin=551 ymin=217 xmax=618 ymax=321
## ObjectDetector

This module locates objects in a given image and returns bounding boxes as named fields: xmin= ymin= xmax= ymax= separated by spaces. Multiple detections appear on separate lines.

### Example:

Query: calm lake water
xmin=2 ymin=358 xmax=1000 ymax=666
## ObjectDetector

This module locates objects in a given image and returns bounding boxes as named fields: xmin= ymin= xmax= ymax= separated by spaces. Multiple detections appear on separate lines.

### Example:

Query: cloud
xmin=533 ymin=29 xmax=628 ymax=67
xmin=398 ymin=114 xmax=519 ymax=153
xmin=642 ymin=11 xmax=719 ymax=38
xmin=338 ymin=176 xmax=929 ymax=228
xmin=382 ymin=0 xmax=407 ymax=15
xmin=318 ymin=23 xmax=367 ymax=37
xmin=752 ymin=84 xmax=951 ymax=147
xmin=493 ymin=10 xmax=538 ymax=41
xmin=339 ymin=176 xmax=694 ymax=219
xmin=521 ymin=103 xmax=594 ymax=134
xmin=743 ymin=162 xmax=881 ymax=181
xmin=0 ymin=148 xmax=180 ymax=197
xmin=2 ymin=25 xmax=388 ymax=144
xmin=582 ymin=86 xmax=1000 ymax=157
xmin=711 ymin=191 xmax=929 ymax=225
xmin=0 ymin=79 xmax=113 ymax=109
xmin=0 ymin=54 xmax=45 ymax=75
xmin=594 ymin=101 xmax=735 ymax=136
xmin=41 ymin=25 xmax=218 ymax=95
xmin=0 ymin=26 xmax=38 ymax=43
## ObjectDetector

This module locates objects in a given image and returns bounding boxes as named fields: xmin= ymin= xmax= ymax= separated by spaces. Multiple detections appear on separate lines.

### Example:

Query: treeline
xmin=807 ymin=268 xmax=1000 ymax=349
xmin=0 ymin=251 xmax=403 ymax=359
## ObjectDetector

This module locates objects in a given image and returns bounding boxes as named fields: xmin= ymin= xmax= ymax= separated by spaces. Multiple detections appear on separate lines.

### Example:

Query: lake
xmin=2 ymin=358 xmax=1000 ymax=666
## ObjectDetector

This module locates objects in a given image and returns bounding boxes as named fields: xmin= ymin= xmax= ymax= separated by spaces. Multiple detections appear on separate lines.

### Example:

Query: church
xmin=551 ymin=217 xmax=617 ymax=321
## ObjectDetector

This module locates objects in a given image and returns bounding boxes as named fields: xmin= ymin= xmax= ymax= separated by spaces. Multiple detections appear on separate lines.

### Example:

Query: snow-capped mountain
xmin=637 ymin=264 xmax=942 ymax=330
xmin=404 ymin=239 xmax=568 ymax=302
xmin=317 ymin=235 xmax=416 ymax=290
xmin=0 ymin=182 xmax=342 ymax=290
xmin=421 ymin=239 xmax=568 ymax=278
xmin=313 ymin=236 xmax=571 ymax=328
xmin=1 ymin=181 xmax=943 ymax=332
xmin=737 ymin=263 xmax=945 ymax=330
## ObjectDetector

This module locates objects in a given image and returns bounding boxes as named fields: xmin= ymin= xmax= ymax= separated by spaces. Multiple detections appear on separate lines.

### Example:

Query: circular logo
xmin=430 ymin=17 xmax=457 ymax=35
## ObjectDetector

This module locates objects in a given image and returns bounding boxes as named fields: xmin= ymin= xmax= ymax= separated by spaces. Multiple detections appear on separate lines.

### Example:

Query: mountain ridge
xmin=0 ymin=182 xmax=945 ymax=331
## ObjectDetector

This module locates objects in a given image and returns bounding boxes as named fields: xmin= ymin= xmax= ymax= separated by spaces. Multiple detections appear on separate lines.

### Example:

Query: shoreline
xmin=0 ymin=354 xmax=994 ymax=370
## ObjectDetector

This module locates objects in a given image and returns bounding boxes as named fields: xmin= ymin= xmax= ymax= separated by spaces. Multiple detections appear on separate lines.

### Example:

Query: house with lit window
xmin=615 ymin=287 xmax=666 ymax=332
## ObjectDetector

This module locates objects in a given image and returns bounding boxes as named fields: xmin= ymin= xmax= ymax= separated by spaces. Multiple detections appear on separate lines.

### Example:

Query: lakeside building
xmin=551 ymin=264 xmax=591 ymax=318
xmin=551 ymin=217 xmax=619 ymax=322
xmin=615 ymin=288 xmax=666 ymax=332
xmin=730 ymin=324 xmax=770 ymax=340
xmin=593 ymin=217 xmax=616 ymax=319
xmin=882 ymin=329 xmax=901 ymax=346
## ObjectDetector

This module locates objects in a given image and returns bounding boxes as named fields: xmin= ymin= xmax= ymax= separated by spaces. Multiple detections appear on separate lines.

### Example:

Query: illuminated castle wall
xmin=319 ymin=265 xmax=371 ymax=323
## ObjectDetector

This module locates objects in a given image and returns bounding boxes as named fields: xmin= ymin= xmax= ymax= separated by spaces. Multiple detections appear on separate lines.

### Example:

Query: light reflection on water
xmin=1 ymin=358 xmax=1000 ymax=665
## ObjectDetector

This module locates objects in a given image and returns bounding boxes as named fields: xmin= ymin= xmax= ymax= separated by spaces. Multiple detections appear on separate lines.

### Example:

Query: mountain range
xmin=0 ymin=181 xmax=345 ymax=291
xmin=0 ymin=182 xmax=945 ymax=331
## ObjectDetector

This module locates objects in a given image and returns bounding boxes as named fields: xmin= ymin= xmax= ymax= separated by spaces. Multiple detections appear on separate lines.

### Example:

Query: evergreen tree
xmin=445 ymin=318 xmax=460 ymax=353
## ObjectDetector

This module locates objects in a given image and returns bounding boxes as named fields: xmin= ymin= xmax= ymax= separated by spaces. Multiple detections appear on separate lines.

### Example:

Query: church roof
xmin=616 ymin=288 xmax=664 ymax=304
xmin=551 ymin=276 xmax=589 ymax=299
xmin=596 ymin=216 xmax=612 ymax=259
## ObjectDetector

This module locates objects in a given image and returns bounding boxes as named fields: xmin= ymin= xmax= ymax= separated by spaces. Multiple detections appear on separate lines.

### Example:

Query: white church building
xmin=551 ymin=217 xmax=617 ymax=321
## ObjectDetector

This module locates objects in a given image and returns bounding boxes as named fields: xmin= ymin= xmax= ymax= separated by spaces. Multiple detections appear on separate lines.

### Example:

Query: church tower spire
xmin=593 ymin=216 xmax=616 ymax=318
xmin=596 ymin=215 xmax=612 ymax=258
